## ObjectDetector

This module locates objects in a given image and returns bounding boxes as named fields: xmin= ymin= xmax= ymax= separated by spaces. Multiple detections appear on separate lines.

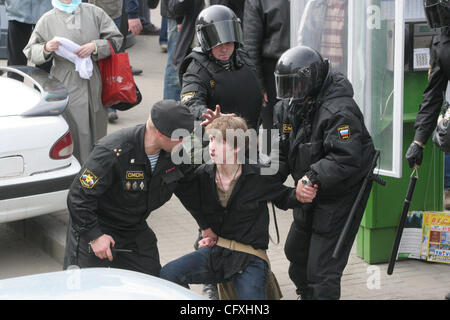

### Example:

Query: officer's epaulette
xmin=186 ymin=59 xmax=206 ymax=74
xmin=179 ymin=50 xmax=212 ymax=85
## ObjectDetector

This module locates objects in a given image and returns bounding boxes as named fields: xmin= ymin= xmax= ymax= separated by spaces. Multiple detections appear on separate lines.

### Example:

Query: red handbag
xmin=98 ymin=41 xmax=137 ymax=107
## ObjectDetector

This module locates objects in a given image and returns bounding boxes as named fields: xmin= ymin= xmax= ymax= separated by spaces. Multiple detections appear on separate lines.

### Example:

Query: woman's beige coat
xmin=24 ymin=3 xmax=123 ymax=163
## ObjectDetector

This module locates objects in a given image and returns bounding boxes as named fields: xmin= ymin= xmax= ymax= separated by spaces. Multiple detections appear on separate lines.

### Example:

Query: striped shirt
xmin=147 ymin=152 xmax=160 ymax=173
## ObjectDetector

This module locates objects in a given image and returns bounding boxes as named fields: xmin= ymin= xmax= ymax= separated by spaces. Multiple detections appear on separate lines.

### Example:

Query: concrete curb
xmin=7 ymin=211 xmax=68 ymax=265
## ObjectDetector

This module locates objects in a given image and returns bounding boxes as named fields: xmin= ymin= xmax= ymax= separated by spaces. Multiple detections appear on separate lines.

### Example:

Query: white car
xmin=0 ymin=66 xmax=81 ymax=223
xmin=0 ymin=268 xmax=205 ymax=300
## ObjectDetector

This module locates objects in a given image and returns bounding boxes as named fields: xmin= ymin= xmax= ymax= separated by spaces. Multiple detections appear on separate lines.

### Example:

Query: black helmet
xmin=274 ymin=46 xmax=329 ymax=102
xmin=195 ymin=5 xmax=243 ymax=52
xmin=424 ymin=0 xmax=450 ymax=28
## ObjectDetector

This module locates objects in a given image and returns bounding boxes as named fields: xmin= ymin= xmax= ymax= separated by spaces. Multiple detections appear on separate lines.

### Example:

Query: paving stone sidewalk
xmin=149 ymin=196 xmax=450 ymax=300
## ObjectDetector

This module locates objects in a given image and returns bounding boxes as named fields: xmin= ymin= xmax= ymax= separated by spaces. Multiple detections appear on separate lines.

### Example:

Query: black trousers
xmin=119 ymin=3 xmax=128 ymax=52
xmin=284 ymin=182 xmax=373 ymax=300
xmin=259 ymin=58 xmax=279 ymax=155
xmin=64 ymin=224 xmax=161 ymax=277
xmin=7 ymin=20 xmax=51 ymax=81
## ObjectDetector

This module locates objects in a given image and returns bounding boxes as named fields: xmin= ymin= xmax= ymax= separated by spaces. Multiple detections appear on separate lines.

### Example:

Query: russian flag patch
xmin=337 ymin=125 xmax=350 ymax=140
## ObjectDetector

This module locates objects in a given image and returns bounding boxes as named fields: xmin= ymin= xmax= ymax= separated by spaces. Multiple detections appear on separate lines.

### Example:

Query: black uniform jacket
xmin=243 ymin=0 xmax=290 ymax=88
xmin=67 ymin=124 xmax=189 ymax=242
xmin=179 ymin=47 xmax=263 ymax=130
xmin=414 ymin=27 xmax=450 ymax=144
xmin=274 ymin=72 xmax=375 ymax=199
xmin=177 ymin=162 xmax=299 ymax=278
xmin=169 ymin=0 xmax=204 ymax=72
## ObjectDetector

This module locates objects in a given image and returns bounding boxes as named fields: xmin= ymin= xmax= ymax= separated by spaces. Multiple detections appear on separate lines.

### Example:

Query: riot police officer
xmin=273 ymin=46 xmax=376 ymax=300
xmin=406 ymin=0 xmax=450 ymax=168
xmin=179 ymin=5 xmax=263 ymax=131
xmin=63 ymin=100 xmax=194 ymax=276
xmin=406 ymin=0 xmax=450 ymax=301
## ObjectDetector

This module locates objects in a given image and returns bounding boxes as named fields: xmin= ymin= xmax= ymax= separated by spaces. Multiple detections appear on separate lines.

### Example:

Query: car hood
xmin=0 ymin=268 xmax=205 ymax=300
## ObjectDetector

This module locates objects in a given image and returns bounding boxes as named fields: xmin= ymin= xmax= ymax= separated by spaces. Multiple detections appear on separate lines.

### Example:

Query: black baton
xmin=89 ymin=244 xmax=135 ymax=256
xmin=387 ymin=168 xmax=418 ymax=275
xmin=332 ymin=150 xmax=385 ymax=259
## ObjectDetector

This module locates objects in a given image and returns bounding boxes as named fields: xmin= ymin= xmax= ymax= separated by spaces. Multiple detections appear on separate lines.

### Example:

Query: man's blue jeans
xmin=163 ymin=18 xmax=181 ymax=100
xmin=160 ymin=247 xmax=268 ymax=300
xmin=445 ymin=154 xmax=450 ymax=189
xmin=160 ymin=17 xmax=168 ymax=46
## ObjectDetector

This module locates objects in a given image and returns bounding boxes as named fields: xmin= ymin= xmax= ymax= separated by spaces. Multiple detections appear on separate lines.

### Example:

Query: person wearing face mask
xmin=23 ymin=0 xmax=123 ymax=164
xmin=273 ymin=45 xmax=375 ymax=300
xmin=179 ymin=5 xmax=263 ymax=132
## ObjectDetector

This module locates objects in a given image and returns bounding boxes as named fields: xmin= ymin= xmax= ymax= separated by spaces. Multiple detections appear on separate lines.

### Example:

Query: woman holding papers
xmin=24 ymin=0 xmax=123 ymax=163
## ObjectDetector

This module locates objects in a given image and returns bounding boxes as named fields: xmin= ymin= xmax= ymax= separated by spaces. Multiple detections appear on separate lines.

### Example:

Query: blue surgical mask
xmin=52 ymin=0 xmax=82 ymax=14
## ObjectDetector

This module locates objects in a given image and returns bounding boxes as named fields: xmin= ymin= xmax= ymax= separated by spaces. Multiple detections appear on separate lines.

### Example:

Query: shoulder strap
xmin=179 ymin=50 xmax=216 ymax=84
xmin=180 ymin=50 xmax=217 ymax=99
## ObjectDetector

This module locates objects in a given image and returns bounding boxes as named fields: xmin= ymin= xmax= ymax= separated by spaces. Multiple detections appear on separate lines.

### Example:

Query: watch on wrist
xmin=306 ymin=169 xmax=320 ymax=187
xmin=301 ymin=176 xmax=309 ymax=186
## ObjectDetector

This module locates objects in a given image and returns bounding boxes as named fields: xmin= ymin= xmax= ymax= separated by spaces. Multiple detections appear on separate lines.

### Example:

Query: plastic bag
xmin=98 ymin=41 xmax=137 ymax=107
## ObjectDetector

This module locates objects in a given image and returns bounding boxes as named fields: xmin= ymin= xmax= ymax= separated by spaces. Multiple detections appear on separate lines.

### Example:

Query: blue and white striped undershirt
xmin=147 ymin=152 xmax=160 ymax=173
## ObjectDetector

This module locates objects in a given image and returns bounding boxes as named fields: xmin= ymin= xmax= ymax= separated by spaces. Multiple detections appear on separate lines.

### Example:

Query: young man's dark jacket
xmin=179 ymin=47 xmax=263 ymax=130
xmin=178 ymin=162 xmax=299 ymax=279
xmin=274 ymin=72 xmax=375 ymax=200
xmin=64 ymin=124 xmax=191 ymax=267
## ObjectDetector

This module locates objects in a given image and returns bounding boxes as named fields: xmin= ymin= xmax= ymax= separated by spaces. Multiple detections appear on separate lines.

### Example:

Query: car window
xmin=0 ymin=77 xmax=41 ymax=117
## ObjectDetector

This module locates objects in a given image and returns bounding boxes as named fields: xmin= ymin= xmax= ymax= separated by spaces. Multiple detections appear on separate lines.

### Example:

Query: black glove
xmin=405 ymin=142 xmax=424 ymax=168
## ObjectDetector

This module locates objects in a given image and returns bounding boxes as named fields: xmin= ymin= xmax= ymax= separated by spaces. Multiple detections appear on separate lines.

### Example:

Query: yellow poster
xmin=423 ymin=212 xmax=450 ymax=264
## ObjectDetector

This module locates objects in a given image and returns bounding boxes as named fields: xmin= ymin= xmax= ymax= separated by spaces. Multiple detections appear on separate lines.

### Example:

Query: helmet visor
xmin=275 ymin=73 xmax=311 ymax=101
xmin=197 ymin=20 xmax=243 ymax=51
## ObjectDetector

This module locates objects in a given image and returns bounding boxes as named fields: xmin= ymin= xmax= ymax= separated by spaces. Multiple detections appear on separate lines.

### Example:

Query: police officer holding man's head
xmin=63 ymin=100 xmax=194 ymax=276
xmin=407 ymin=0 xmax=450 ymax=301
xmin=179 ymin=4 xmax=262 ymax=131
xmin=406 ymin=0 xmax=450 ymax=167
xmin=273 ymin=46 xmax=376 ymax=300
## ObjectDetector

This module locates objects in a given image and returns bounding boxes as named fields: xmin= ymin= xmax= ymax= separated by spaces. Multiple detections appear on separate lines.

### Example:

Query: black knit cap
xmin=151 ymin=99 xmax=194 ymax=138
